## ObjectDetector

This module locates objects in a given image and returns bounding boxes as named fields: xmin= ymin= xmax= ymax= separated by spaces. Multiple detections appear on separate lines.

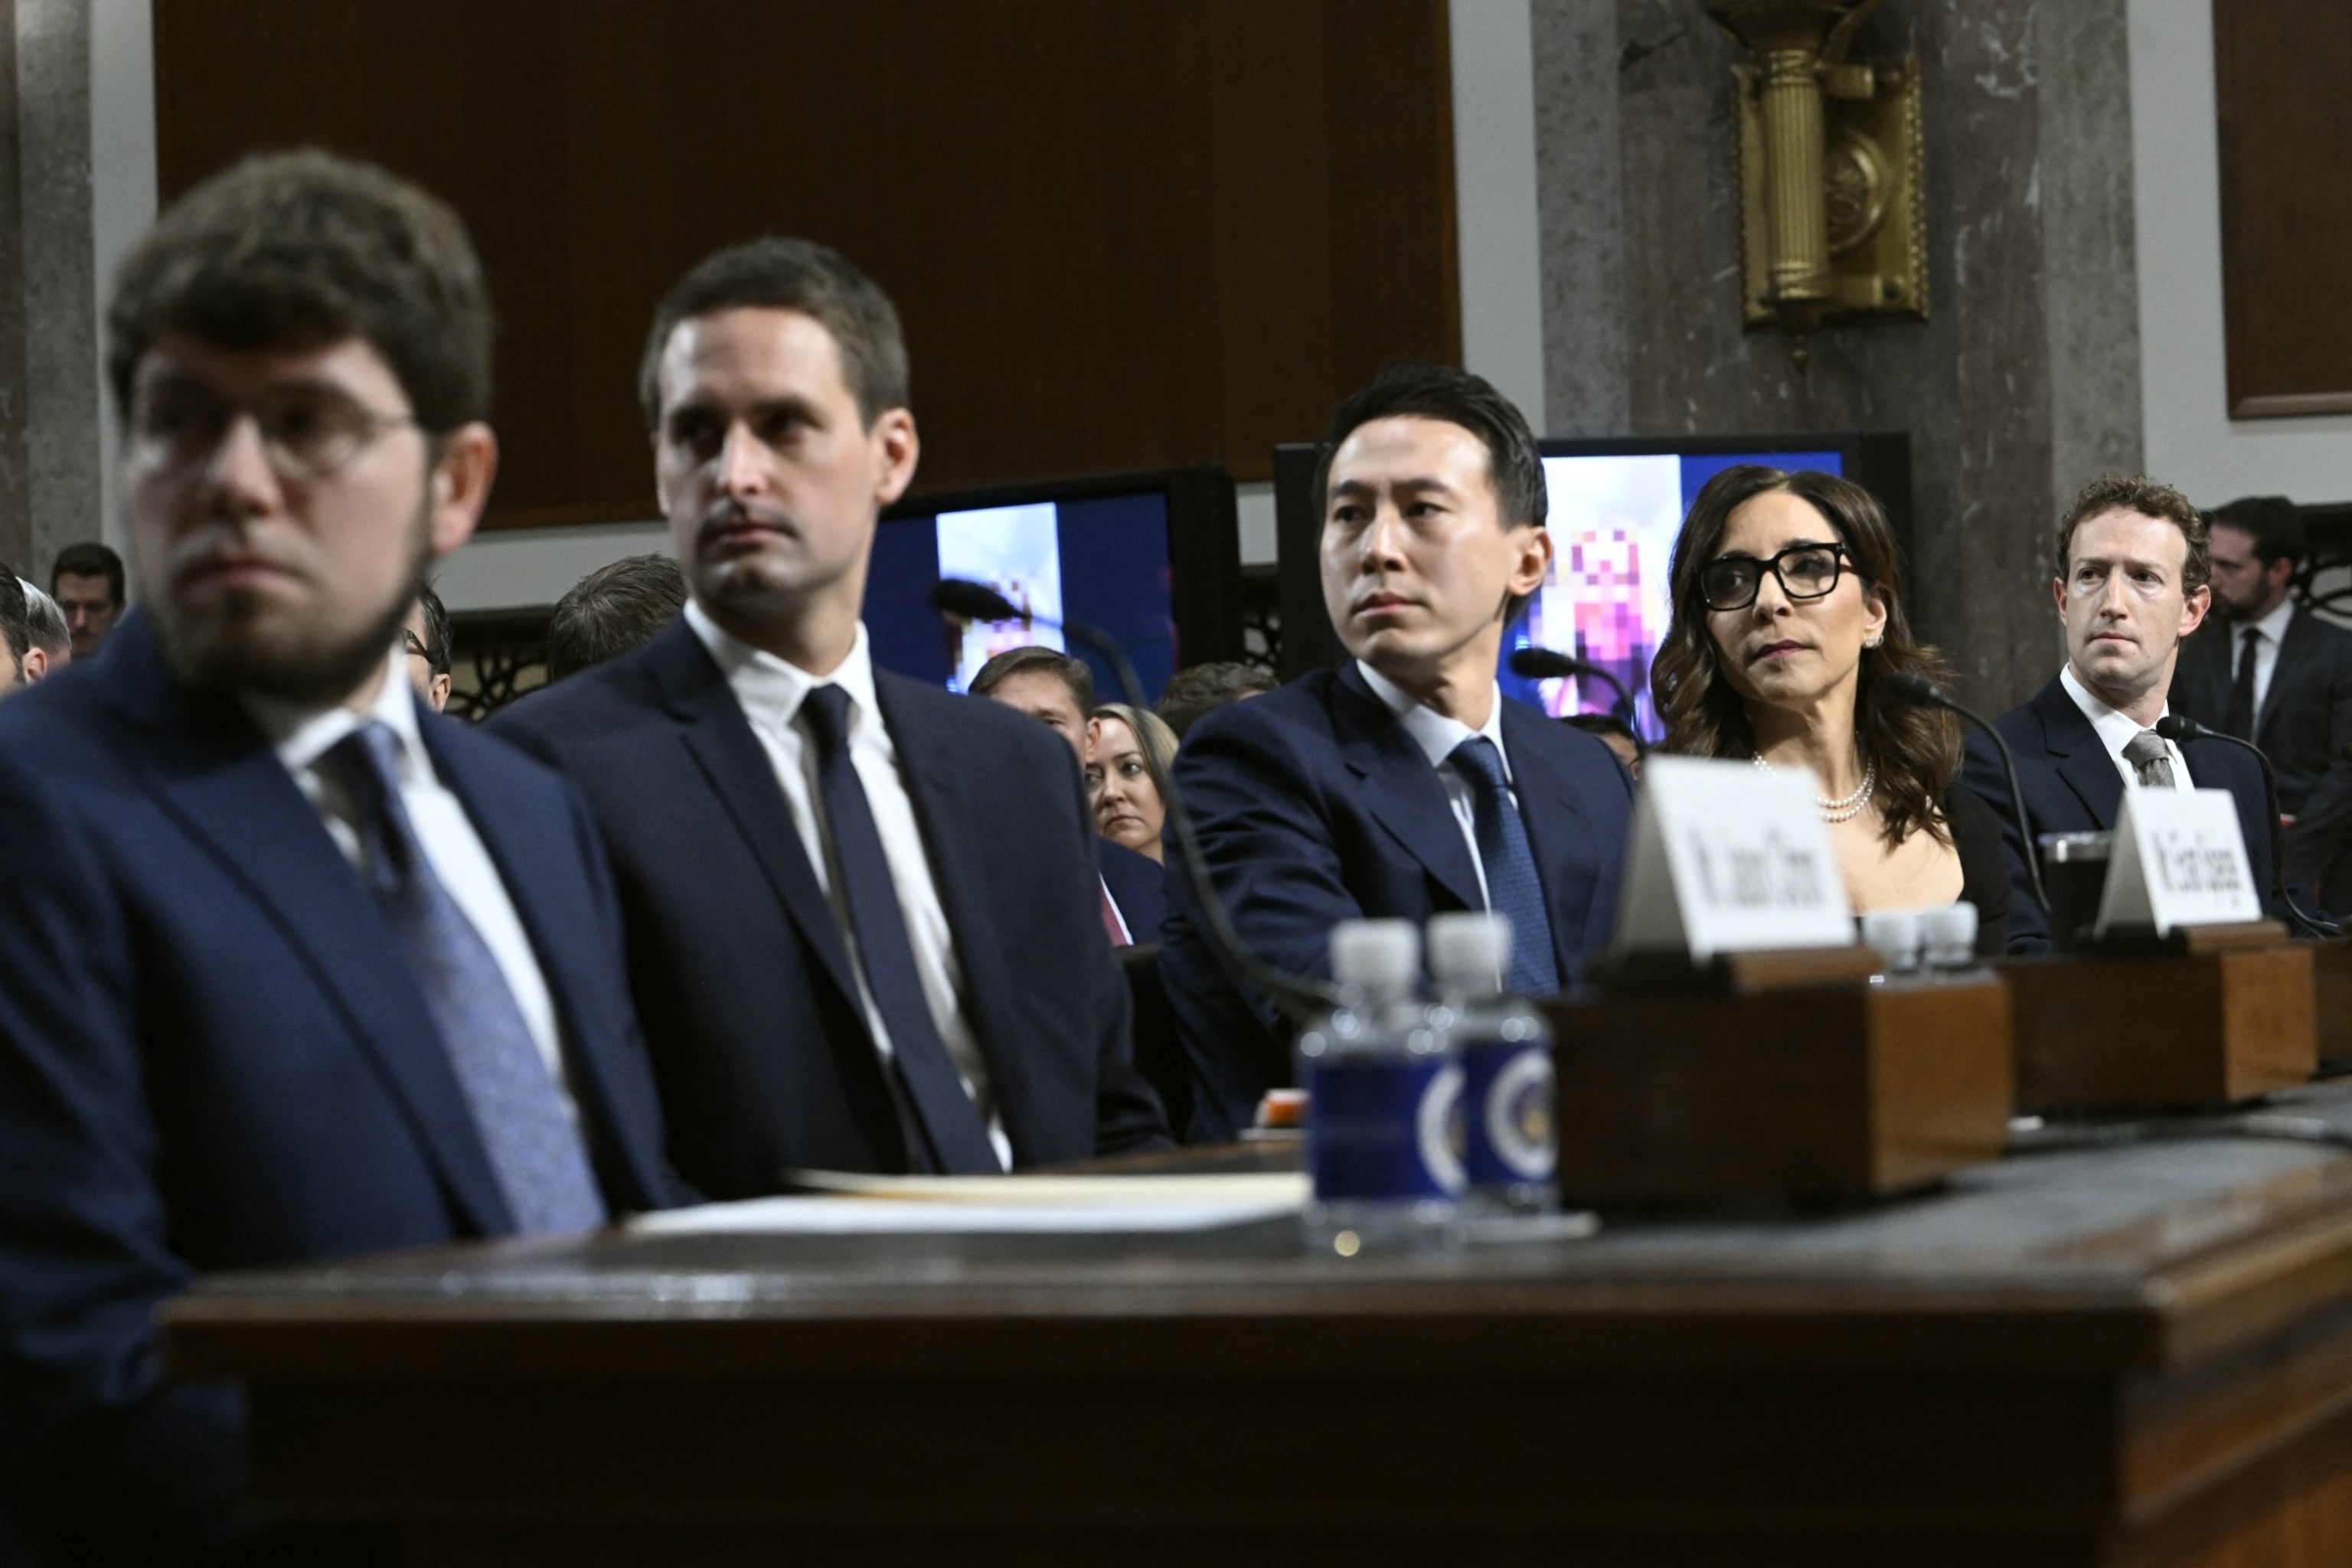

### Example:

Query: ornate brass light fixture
xmin=1702 ymin=0 xmax=1927 ymax=363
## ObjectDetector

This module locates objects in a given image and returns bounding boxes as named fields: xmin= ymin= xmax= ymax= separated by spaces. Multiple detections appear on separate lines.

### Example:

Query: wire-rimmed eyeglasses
xmin=1697 ymin=542 xmax=1854 ymax=612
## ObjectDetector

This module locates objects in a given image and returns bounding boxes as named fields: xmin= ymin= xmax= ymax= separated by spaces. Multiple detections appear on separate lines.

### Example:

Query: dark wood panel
xmin=2214 ymin=1 xmax=2352 ymax=419
xmin=150 ymin=0 xmax=1459 ymax=524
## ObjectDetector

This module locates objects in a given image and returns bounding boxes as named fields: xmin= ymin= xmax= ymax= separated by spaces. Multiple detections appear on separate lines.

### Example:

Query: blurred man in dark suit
xmin=2169 ymin=495 xmax=2352 ymax=910
xmin=546 ymin=552 xmax=688 ymax=681
xmin=1965 ymin=476 xmax=2278 ymax=949
xmin=1160 ymin=365 xmax=1635 ymax=1140
xmin=0 ymin=152 xmax=680 ymax=1564
xmin=493 ymin=238 xmax=1166 ymax=1194
xmin=49 ymin=541 xmax=125 ymax=660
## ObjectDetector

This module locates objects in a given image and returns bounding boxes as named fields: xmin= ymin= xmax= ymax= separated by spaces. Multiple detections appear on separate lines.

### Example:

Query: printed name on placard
xmin=1613 ymin=756 xmax=1854 ymax=959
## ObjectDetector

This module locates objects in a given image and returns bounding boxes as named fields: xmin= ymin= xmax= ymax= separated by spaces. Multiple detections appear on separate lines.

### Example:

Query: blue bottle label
xmin=1463 ymin=1040 xmax=1557 ymax=1186
xmin=1308 ymin=1056 xmax=1466 ymax=1201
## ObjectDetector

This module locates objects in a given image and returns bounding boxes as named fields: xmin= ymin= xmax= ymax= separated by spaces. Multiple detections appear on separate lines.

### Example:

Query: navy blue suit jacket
xmin=489 ymin=619 xmax=1168 ymax=1196
xmin=1099 ymin=838 xmax=1166 ymax=946
xmin=1161 ymin=664 xmax=1635 ymax=1141
xmin=1962 ymin=672 xmax=2280 ymax=952
xmin=0 ymin=615 xmax=679 ymax=1560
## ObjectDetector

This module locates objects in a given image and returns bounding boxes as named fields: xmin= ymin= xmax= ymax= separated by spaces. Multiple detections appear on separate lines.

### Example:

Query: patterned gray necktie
xmin=325 ymin=723 xmax=608 ymax=1235
xmin=2122 ymin=729 xmax=2176 ymax=789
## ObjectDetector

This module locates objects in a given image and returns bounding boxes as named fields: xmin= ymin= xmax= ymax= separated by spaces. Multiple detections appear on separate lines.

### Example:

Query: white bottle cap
xmin=1919 ymin=902 xmax=1978 ymax=963
xmin=1858 ymin=907 xmax=1921 ymax=971
xmin=1331 ymin=919 xmax=1421 ymax=997
xmin=1426 ymin=911 xmax=1513 ymax=989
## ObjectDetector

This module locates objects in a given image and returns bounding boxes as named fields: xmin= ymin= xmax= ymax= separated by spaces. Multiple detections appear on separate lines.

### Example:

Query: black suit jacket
xmin=2171 ymin=608 xmax=2352 ymax=904
xmin=1099 ymin=838 xmax=1166 ymax=945
xmin=1161 ymin=664 xmax=1635 ymax=1141
xmin=0 ymin=615 xmax=679 ymax=1561
xmin=1962 ymin=672 xmax=2279 ymax=952
xmin=491 ymin=620 xmax=1168 ymax=1195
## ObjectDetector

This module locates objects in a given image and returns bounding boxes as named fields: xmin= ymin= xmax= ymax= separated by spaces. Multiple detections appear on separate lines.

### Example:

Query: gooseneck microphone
xmin=1878 ymin=670 xmax=2054 ymax=925
xmin=1507 ymin=646 xmax=1638 ymax=724
xmin=2153 ymin=714 xmax=2340 ymax=939
xmin=930 ymin=579 xmax=1341 ymax=1023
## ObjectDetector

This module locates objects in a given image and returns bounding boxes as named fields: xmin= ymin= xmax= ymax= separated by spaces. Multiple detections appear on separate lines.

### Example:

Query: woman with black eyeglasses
xmin=1650 ymin=466 xmax=2009 ymax=953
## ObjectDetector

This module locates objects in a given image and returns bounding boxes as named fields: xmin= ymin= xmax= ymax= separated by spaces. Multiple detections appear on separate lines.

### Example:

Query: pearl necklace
xmin=1753 ymin=755 xmax=1877 ymax=822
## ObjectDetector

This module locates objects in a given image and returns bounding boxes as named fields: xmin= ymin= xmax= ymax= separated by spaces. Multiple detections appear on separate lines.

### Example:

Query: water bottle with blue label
xmin=1298 ymin=919 xmax=1462 ymax=1253
xmin=1428 ymin=912 xmax=1556 ymax=1215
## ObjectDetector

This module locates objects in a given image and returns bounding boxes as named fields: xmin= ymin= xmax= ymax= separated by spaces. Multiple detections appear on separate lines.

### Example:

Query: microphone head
xmin=1508 ymin=647 xmax=1581 ymax=680
xmin=931 ymin=578 xmax=1023 ymax=623
xmin=2154 ymin=714 xmax=2199 ymax=743
xmin=1877 ymin=671 xmax=1947 ymax=707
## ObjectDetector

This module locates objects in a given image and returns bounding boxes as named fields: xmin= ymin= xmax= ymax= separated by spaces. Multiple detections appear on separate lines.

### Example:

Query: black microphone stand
xmin=2154 ymin=714 xmax=2341 ymax=939
xmin=1506 ymin=646 xmax=1640 ymax=730
xmin=932 ymin=580 xmax=1341 ymax=1024
xmin=1877 ymin=671 xmax=2054 ymax=929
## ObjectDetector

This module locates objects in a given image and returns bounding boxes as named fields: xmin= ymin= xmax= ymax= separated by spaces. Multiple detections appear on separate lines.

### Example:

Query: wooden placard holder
xmin=2001 ymin=922 xmax=2316 ymax=1112
xmin=2309 ymin=939 xmax=2352 ymax=1071
xmin=1546 ymin=949 xmax=2014 ymax=1204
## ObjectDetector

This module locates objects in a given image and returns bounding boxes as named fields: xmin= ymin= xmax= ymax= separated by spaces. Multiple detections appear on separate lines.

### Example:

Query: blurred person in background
xmin=48 ymin=541 xmax=126 ymax=660
xmin=545 ymin=552 xmax=686 ymax=681
xmin=17 ymin=580 xmax=67 ymax=681
xmin=1562 ymin=710 xmax=1640 ymax=775
xmin=403 ymin=581 xmax=452 ymax=711
xmin=1088 ymin=701 xmax=1176 ymax=866
xmin=1155 ymin=658 xmax=1273 ymax=740
xmin=0 ymin=569 xmax=28 ymax=692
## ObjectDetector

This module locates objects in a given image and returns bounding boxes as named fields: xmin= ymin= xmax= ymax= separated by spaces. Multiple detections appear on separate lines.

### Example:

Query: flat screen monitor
xmin=867 ymin=465 xmax=1242 ymax=707
xmin=1272 ymin=432 xmax=1911 ymax=739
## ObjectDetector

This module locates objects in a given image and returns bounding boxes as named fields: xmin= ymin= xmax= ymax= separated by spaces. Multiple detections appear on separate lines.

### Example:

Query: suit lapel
xmin=2032 ymin=678 xmax=2127 ymax=829
xmin=1500 ymin=701 xmax=1601 ymax=973
xmin=1332 ymin=665 xmax=1484 ymax=911
xmin=2256 ymin=611 xmax=2316 ymax=743
xmin=100 ymin=622 xmax=513 ymax=1234
xmin=642 ymin=623 xmax=868 ymax=1015
xmin=422 ymin=711 xmax=662 ymax=1208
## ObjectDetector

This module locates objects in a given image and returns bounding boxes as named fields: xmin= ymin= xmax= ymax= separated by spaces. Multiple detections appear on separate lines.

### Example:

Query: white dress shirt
xmin=2060 ymin=663 xmax=2190 ymax=792
xmin=685 ymin=603 xmax=1008 ymax=1167
xmin=1357 ymin=661 xmax=1516 ymax=910
xmin=2230 ymin=597 xmax=2295 ymax=727
xmin=244 ymin=647 xmax=580 ymax=1116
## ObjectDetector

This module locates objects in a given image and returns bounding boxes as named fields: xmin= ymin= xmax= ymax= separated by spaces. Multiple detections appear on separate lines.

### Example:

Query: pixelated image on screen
xmin=1501 ymin=450 xmax=1843 ymax=737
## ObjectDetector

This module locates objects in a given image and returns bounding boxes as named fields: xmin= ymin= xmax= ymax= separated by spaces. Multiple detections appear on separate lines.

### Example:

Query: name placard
xmin=2096 ymin=787 xmax=2262 ymax=935
xmin=1612 ymin=755 xmax=1855 ymax=959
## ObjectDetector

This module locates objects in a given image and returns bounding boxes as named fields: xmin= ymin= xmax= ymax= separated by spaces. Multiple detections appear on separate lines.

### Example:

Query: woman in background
xmin=1087 ymin=702 xmax=1178 ymax=865
xmin=1650 ymin=466 xmax=2011 ymax=954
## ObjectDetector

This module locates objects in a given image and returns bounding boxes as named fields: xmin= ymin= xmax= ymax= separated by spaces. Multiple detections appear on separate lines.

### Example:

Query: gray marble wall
xmin=1533 ymin=0 xmax=2142 ymax=710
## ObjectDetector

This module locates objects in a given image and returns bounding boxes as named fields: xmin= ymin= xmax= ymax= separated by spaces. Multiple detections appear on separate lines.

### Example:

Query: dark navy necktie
xmin=800 ymin=684 xmax=1001 ymax=1174
xmin=1448 ymin=735 xmax=1561 ymax=997
xmin=325 ymin=723 xmax=607 ymax=1235
xmin=2224 ymin=624 xmax=2262 ymax=740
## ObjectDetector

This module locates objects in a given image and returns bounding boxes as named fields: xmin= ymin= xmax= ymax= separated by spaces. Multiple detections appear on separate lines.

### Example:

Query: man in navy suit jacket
xmin=1962 ymin=475 xmax=2280 ymax=950
xmin=1162 ymin=366 xmax=1635 ymax=1140
xmin=493 ymin=238 xmax=1166 ymax=1194
xmin=0 ymin=154 xmax=679 ymax=1563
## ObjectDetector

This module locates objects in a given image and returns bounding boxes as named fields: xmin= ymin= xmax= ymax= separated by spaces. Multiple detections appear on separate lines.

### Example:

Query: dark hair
xmin=639 ymin=237 xmax=909 ymax=429
xmin=1156 ymin=659 xmax=1276 ymax=739
xmin=1651 ymin=466 xmax=1959 ymax=850
xmin=2207 ymin=494 xmax=2305 ymax=569
xmin=1314 ymin=364 xmax=1548 ymax=624
xmin=410 ymin=582 xmax=451 ymax=677
xmin=107 ymin=149 xmax=492 ymax=433
xmin=1563 ymin=711 xmax=1642 ymax=752
xmin=50 ymin=541 xmax=125 ymax=606
xmin=21 ymin=583 xmax=67 ymax=657
xmin=2056 ymin=475 xmax=2210 ymax=594
xmin=0 ymin=566 xmax=28 ymax=669
xmin=547 ymin=554 xmax=687 ymax=681
xmin=969 ymin=645 xmax=1093 ymax=711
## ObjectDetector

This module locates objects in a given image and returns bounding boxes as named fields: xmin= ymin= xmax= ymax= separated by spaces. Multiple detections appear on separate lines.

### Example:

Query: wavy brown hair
xmin=1650 ymin=466 xmax=1961 ymax=849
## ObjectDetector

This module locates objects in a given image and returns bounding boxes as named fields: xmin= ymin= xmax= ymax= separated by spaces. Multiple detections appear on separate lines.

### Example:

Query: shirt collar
xmin=2060 ymin=662 xmax=2170 ymax=759
xmin=1355 ymin=659 xmax=1510 ymax=778
xmin=243 ymin=645 xmax=429 ymax=784
xmin=684 ymin=599 xmax=881 ymax=737
xmin=2245 ymin=596 xmax=2295 ymax=646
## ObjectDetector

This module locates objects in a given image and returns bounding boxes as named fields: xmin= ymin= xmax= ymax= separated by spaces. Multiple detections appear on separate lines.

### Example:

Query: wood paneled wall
xmin=2214 ymin=1 xmax=2352 ymax=419
xmin=152 ymin=1 xmax=1458 ymax=528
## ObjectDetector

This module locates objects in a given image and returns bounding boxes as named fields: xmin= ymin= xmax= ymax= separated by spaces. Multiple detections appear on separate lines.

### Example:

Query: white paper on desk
xmin=630 ymin=1172 xmax=1308 ymax=1236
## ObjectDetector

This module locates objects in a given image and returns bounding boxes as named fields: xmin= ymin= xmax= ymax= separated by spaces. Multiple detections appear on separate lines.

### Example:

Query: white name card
xmin=2095 ymin=787 xmax=2262 ymax=936
xmin=1612 ymin=755 xmax=1855 ymax=960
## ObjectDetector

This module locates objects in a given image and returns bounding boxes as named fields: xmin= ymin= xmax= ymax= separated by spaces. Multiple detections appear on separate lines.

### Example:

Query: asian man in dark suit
xmin=2169 ymin=495 xmax=2352 ymax=910
xmin=0 ymin=152 xmax=680 ymax=1566
xmin=1161 ymin=365 xmax=1635 ymax=1141
xmin=1964 ymin=475 xmax=2277 ymax=951
xmin=492 ymin=240 xmax=1167 ymax=1196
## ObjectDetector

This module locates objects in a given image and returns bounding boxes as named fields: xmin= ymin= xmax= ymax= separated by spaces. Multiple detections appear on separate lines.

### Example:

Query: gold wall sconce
xmin=1703 ymin=0 xmax=1927 ymax=363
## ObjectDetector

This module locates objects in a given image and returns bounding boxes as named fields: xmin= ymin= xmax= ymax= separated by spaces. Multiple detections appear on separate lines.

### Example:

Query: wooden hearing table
xmin=168 ymin=1085 xmax=2352 ymax=1566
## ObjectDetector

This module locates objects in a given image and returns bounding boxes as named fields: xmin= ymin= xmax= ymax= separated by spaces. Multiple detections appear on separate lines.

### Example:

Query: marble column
xmin=1534 ymin=0 xmax=2144 ymax=710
